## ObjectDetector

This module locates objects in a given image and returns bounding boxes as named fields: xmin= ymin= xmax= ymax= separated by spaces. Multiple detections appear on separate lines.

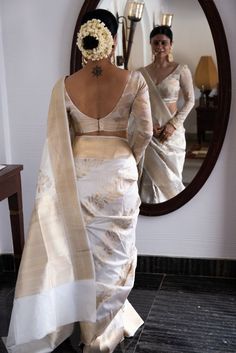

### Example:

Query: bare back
xmin=65 ymin=61 xmax=130 ymax=120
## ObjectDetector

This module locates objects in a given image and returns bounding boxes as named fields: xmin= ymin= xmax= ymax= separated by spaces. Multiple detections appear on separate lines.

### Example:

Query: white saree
xmin=139 ymin=66 xmax=195 ymax=203
xmin=74 ymin=136 xmax=143 ymax=352
xmin=4 ymin=73 xmax=153 ymax=353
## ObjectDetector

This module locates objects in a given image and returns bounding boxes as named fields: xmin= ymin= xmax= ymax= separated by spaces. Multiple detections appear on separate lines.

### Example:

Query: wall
xmin=0 ymin=4 xmax=12 ymax=250
xmin=0 ymin=0 xmax=82 ymax=251
xmin=0 ymin=0 xmax=236 ymax=260
xmin=136 ymin=0 xmax=236 ymax=259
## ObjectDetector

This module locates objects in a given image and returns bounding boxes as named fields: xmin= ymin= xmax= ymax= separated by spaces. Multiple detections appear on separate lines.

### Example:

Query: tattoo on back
xmin=92 ymin=65 xmax=103 ymax=77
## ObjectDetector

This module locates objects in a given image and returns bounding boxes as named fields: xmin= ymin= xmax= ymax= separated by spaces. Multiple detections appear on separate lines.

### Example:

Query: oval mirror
xmin=70 ymin=0 xmax=231 ymax=216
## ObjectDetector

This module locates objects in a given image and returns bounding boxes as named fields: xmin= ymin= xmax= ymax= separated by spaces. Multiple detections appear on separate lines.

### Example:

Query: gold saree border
xmin=139 ymin=67 xmax=173 ymax=126
xmin=5 ymin=77 xmax=97 ymax=352
xmin=73 ymin=135 xmax=132 ymax=160
xmin=15 ymin=78 xmax=95 ymax=299
xmin=47 ymin=78 xmax=95 ymax=280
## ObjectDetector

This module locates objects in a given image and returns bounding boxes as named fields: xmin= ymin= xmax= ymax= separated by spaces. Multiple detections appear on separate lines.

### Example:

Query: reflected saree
xmin=138 ymin=67 xmax=187 ymax=203
xmin=4 ymin=78 xmax=144 ymax=353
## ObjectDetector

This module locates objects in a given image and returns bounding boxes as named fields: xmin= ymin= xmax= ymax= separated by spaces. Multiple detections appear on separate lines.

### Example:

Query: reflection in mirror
xmin=71 ymin=0 xmax=231 ymax=215
xmin=122 ymin=0 xmax=218 ymax=204
xmin=95 ymin=0 xmax=219 ymax=204
xmin=117 ymin=1 xmax=144 ymax=69
xmin=138 ymin=29 xmax=196 ymax=204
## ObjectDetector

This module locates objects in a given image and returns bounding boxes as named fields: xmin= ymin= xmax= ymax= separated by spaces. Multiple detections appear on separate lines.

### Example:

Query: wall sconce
xmin=117 ymin=1 xmax=144 ymax=69
xmin=194 ymin=56 xmax=218 ymax=106
xmin=161 ymin=13 xmax=174 ymax=27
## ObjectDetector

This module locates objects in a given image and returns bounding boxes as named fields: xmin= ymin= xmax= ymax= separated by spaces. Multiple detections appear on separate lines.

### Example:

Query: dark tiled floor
xmin=1 ymin=272 xmax=236 ymax=352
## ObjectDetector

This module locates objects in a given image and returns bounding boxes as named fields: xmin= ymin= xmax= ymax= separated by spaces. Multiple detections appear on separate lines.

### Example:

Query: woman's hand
xmin=153 ymin=123 xmax=164 ymax=138
xmin=159 ymin=122 xmax=176 ymax=143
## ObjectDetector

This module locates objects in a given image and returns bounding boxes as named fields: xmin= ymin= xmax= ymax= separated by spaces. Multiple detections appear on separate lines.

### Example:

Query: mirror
xmin=70 ymin=0 xmax=231 ymax=216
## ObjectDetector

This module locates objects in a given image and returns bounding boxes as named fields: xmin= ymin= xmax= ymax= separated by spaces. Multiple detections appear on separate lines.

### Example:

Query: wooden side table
xmin=0 ymin=165 xmax=24 ymax=267
xmin=196 ymin=105 xmax=217 ymax=144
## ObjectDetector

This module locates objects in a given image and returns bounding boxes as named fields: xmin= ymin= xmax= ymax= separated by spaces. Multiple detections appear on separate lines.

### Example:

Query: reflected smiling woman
xmin=139 ymin=25 xmax=195 ymax=203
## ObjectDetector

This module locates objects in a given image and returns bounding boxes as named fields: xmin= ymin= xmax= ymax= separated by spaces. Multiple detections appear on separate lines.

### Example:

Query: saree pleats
xmin=139 ymin=68 xmax=186 ymax=203
xmin=4 ymin=78 xmax=143 ymax=353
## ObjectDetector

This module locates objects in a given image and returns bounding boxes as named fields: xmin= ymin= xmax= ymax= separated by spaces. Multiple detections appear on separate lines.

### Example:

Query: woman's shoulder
xmin=126 ymin=70 xmax=150 ymax=94
xmin=130 ymin=69 xmax=147 ymax=85
xmin=132 ymin=66 xmax=149 ymax=80
xmin=51 ymin=75 xmax=67 ymax=94
xmin=64 ymin=70 xmax=83 ymax=87
xmin=177 ymin=64 xmax=193 ymax=80
xmin=138 ymin=64 xmax=151 ymax=74
xmin=177 ymin=63 xmax=191 ymax=72
xmin=115 ymin=66 xmax=132 ymax=81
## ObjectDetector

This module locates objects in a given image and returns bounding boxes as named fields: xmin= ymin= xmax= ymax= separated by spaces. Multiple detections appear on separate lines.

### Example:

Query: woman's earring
xmin=110 ymin=52 xmax=116 ymax=65
xmin=82 ymin=56 xmax=87 ymax=67
xmin=110 ymin=45 xmax=116 ymax=65
xmin=152 ymin=52 xmax=156 ymax=63
xmin=168 ymin=48 xmax=174 ymax=62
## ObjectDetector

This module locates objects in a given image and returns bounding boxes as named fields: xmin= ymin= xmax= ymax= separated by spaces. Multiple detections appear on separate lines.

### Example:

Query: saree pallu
xmin=73 ymin=136 xmax=143 ymax=352
xmin=4 ymin=78 xmax=143 ymax=353
xmin=139 ymin=68 xmax=186 ymax=203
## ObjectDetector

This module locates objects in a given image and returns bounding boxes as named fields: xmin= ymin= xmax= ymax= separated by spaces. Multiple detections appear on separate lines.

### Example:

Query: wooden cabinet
xmin=196 ymin=105 xmax=218 ymax=144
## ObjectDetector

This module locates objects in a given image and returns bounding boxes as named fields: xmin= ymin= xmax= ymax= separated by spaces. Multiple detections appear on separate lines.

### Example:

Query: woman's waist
xmin=165 ymin=102 xmax=177 ymax=114
xmin=152 ymin=103 xmax=177 ymax=125
xmin=75 ymin=130 xmax=127 ymax=139
xmin=73 ymin=135 xmax=133 ymax=160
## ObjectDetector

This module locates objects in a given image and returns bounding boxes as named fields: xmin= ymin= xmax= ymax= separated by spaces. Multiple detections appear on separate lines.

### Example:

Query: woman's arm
xmin=130 ymin=73 xmax=153 ymax=163
xmin=169 ymin=65 xmax=195 ymax=129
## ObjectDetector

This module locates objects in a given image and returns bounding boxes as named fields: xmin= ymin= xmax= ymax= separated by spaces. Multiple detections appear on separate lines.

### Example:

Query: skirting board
xmin=1 ymin=254 xmax=236 ymax=278
xmin=136 ymin=255 xmax=236 ymax=278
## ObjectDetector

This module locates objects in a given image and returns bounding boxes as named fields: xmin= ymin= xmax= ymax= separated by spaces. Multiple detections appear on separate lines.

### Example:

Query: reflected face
xmin=150 ymin=34 xmax=172 ymax=59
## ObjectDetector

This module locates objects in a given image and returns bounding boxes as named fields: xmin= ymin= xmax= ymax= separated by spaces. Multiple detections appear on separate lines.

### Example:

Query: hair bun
xmin=76 ymin=17 xmax=114 ymax=61
xmin=83 ymin=35 xmax=99 ymax=50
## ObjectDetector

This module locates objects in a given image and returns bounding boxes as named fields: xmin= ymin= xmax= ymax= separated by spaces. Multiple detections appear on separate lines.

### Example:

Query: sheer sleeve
xmin=169 ymin=65 xmax=195 ymax=129
xmin=129 ymin=72 xmax=153 ymax=164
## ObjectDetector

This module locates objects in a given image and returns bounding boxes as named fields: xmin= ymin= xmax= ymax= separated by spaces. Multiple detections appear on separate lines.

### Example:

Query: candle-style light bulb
xmin=128 ymin=1 xmax=144 ymax=22
xmin=161 ymin=13 xmax=174 ymax=27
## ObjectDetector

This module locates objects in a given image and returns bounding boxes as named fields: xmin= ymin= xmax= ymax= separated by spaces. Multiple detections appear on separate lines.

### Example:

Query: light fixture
xmin=161 ymin=13 xmax=174 ymax=27
xmin=194 ymin=56 xmax=218 ymax=106
xmin=117 ymin=1 xmax=144 ymax=69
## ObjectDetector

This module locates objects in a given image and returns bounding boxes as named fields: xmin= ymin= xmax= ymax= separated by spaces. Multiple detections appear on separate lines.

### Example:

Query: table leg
xmin=8 ymin=187 xmax=25 ymax=268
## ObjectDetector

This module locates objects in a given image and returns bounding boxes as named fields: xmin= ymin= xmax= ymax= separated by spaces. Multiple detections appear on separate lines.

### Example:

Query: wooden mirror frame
xmin=70 ymin=0 xmax=231 ymax=216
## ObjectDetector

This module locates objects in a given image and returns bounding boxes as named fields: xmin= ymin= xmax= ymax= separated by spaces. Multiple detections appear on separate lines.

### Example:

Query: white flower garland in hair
xmin=76 ymin=19 xmax=114 ymax=61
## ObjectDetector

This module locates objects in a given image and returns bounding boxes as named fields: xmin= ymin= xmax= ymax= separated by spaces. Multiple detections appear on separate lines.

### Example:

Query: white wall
xmin=0 ymin=0 xmax=236 ymax=260
xmin=136 ymin=0 xmax=236 ymax=259
xmin=0 ymin=4 xmax=12 ymax=250
xmin=0 ymin=0 xmax=83 ymax=251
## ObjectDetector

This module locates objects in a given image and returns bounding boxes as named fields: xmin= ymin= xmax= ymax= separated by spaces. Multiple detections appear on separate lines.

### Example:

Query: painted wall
xmin=0 ymin=4 xmax=12 ymax=250
xmin=0 ymin=0 xmax=235 ymax=260
xmin=136 ymin=0 xmax=236 ymax=259
xmin=0 ymin=0 xmax=83 ymax=251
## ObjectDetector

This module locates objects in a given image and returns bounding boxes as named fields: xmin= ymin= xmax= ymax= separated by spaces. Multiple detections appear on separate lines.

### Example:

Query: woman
xmin=139 ymin=25 xmax=195 ymax=203
xmin=4 ymin=9 xmax=153 ymax=353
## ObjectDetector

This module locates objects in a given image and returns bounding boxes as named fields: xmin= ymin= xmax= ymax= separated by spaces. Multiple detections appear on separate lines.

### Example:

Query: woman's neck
xmin=152 ymin=57 xmax=169 ymax=68
xmin=85 ymin=58 xmax=112 ymax=69
xmin=83 ymin=59 xmax=114 ymax=77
